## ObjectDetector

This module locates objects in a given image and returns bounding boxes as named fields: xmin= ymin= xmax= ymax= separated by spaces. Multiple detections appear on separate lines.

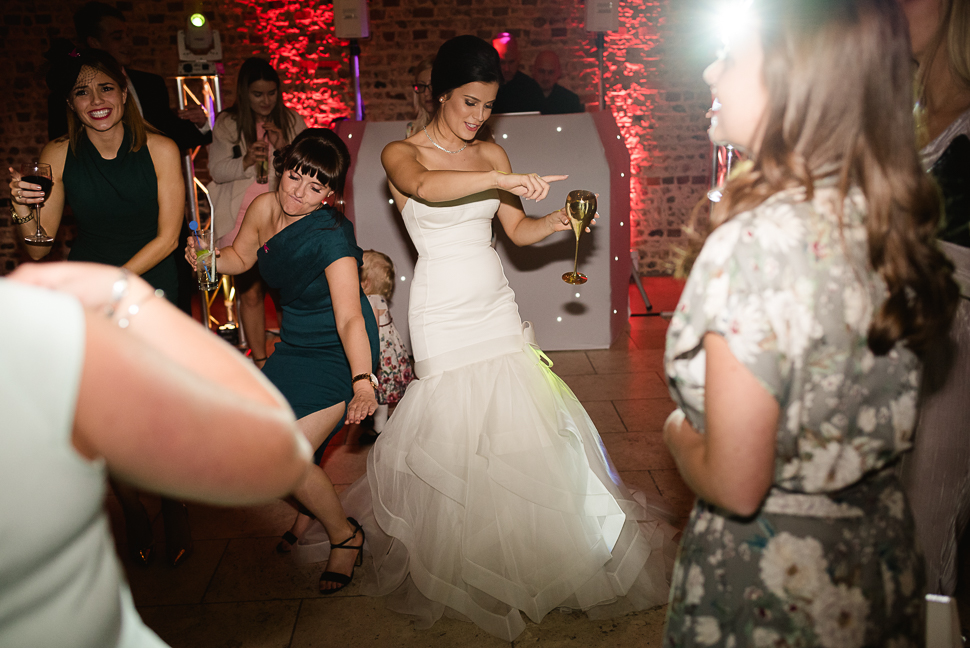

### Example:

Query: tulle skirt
xmin=294 ymin=340 xmax=677 ymax=641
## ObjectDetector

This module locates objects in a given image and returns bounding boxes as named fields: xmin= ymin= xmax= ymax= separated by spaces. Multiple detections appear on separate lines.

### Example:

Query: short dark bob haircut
xmin=430 ymin=35 xmax=503 ymax=102
xmin=273 ymin=128 xmax=351 ymax=198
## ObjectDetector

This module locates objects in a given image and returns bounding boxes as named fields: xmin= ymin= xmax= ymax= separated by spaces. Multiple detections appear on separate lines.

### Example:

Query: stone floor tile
xmin=609 ymin=331 xmax=639 ymax=351
xmin=649 ymin=469 xmax=696 ymax=520
xmin=203 ymin=537 xmax=349 ymax=603
xmin=617 ymin=469 xmax=663 ymax=502
xmin=581 ymin=400 xmax=627 ymax=434
xmin=545 ymin=350 xmax=595 ymax=375
xmin=627 ymin=329 xmax=667 ymax=350
xmin=139 ymin=600 xmax=301 ymax=648
xmin=562 ymin=371 xmax=668 ymax=402
xmin=124 ymin=539 xmax=228 ymax=607
xmin=612 ymin=399 xmax=679 ymax=434
xmin=512 ymin=606 xmax=668 ymax=647
xmin=601 ymin=433 xmax=676 ymax=472
xmin=290 ymin=596 xmax=509 ymax=648
xmin=586 ymin=348 xmax=665 ymax=374
xmin=186 ymin=500 xmax=296 ymax=540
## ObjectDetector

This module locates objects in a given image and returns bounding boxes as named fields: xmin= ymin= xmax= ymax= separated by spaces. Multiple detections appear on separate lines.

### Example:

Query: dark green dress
xmin=259 ymin=207 xmax=379 ymax=456
xmin=62 ymin=126 xmax=178 ymax=300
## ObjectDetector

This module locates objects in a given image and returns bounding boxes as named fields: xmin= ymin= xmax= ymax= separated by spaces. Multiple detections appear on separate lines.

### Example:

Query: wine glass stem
xmin=572 ymin=238 xmax=580 ymax=275
xmin=34 ymin=205 xmax=43 ymax=238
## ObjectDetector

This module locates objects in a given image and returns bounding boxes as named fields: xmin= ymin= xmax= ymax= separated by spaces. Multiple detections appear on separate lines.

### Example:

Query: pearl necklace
xmin=424 ymin=127 xmax=467 ymax=154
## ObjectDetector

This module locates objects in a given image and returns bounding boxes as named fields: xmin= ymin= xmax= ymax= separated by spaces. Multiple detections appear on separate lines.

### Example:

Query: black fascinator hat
xmin=44 ymin=39 xmax=86 ymax=100
xmin=44 ymin=40 xmax=126 ymax=102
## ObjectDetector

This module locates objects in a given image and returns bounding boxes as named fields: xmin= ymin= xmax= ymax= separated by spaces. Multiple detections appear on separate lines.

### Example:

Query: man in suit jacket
xmin=48 ymin=1 xmax=211 ymax=152
xmin=532 ymin=51 xmax=584 ymax=115
xmin=490 ymin=32 xmax=544 ymax=114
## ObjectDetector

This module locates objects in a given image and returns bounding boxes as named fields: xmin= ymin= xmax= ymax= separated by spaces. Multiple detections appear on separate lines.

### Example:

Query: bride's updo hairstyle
xmin=274 ymin=128 xmax=350 ymax=200
xmin=700 ymin=0 xmax=958 ymax=358
xmin=430 ymin=35 xmax=502 ymax=105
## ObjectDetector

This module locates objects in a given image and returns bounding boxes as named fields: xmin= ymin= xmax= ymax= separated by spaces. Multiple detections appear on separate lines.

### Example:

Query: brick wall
xmin=0 ymin=0 xmax=713 ymax=276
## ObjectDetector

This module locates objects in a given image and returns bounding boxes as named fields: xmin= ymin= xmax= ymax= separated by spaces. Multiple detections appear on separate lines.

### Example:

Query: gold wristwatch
xmin=352 ymin=372 xmax=379 ymax=390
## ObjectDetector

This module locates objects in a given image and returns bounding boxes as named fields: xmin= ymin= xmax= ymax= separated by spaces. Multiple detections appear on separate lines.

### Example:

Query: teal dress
xmin=62 ymin=126 xmax=178 ymax=300
xmin=259 ymin=207 xmax=379 ymax=456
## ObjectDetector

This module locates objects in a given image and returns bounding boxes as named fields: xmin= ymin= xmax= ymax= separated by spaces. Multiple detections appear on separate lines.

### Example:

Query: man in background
xmin=532 ymin=50 xmax=583 ymax=115
xmin=490 ymin=32 xmax=544 ymax=114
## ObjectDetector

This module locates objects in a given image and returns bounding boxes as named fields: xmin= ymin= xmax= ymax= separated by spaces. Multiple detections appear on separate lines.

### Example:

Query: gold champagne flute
xmin=562 ymin=190 xmax=597 ymax=285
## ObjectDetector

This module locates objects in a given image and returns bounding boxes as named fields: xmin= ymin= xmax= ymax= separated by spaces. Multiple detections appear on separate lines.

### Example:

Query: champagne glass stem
xmin=572 ymin=238 xmax=580 ymax=275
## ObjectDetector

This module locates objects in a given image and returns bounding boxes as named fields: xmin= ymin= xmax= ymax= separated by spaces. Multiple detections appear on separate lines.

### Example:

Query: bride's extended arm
xmin=381 ymin=140 xmax=566 ymax=203
xmin=491 ymin=147 xmax=581 ymax=246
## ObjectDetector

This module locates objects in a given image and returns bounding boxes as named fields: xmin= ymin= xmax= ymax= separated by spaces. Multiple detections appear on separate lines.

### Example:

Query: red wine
xmin=22 ymin=175 xmax=52 ymax=203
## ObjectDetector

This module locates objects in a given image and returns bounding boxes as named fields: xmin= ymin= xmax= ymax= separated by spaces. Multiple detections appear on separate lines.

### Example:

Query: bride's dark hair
xmin=430 ymin=35 xmax=502 ymax=104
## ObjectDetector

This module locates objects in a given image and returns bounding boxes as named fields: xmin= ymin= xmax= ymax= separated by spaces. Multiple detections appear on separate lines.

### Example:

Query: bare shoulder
xmin=249 ymin=191 xmax=280 ymax=218
xmin=473 ymin=140 xmax=511 ymax=171
xmin=381 ymin=138 xmax=418 ymax=166
xmin=41 ymin=138 xmax=70 ymax=169
xmin=146 ymin=131 xmax=179 ymax=157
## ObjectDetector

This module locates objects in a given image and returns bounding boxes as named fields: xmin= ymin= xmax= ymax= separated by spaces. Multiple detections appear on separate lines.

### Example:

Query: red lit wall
xmin=0 ymin=0 xmax=712 ymax=276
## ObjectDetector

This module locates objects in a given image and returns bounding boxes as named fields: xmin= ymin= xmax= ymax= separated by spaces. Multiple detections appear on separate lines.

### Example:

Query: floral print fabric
xmin=368 ymin=294 xmax=415 ymax=405
xmin=663 ymin=184 xmax=924 ymax=646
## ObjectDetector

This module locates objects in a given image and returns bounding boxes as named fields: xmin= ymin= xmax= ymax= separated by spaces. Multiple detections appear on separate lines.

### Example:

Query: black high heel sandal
xmin=276 ymin=531 xmax=299 ymax=554
xmin=319 ymin=517 xmax=364 ymax=595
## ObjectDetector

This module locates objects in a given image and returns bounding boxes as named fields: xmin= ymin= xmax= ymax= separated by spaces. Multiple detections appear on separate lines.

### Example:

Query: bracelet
xmin=103 ymin=269 xmax=164 ymax=328
xmin=104 ymin=270 xmax=132 ymax=318
xmin=12 ymin=211 xmax=34 ymax=225
xmin=117 ymin=288 xmax=165 ymax=328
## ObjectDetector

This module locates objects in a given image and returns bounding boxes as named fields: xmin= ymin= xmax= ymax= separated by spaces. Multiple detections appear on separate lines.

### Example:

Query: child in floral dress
xmin=361 ymin=250 xmax=414 ymax=439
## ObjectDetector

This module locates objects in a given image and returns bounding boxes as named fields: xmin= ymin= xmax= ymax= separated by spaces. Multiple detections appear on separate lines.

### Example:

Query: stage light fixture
xmin=177 ymin=9 xmax=223 ymax=75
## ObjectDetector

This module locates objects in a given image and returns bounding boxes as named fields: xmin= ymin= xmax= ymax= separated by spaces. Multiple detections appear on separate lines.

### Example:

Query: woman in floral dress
xmin=662 ymin=0 xmax=959 ymax=645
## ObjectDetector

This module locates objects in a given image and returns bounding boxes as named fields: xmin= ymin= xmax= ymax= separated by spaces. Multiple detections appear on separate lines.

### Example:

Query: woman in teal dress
xmin=9 ymin=47 xmax=190 ymax=569
xmin=187 ymin=128 xmax=379 ymax=594
xmin=662 ymin=0 xmax=959 ymax=645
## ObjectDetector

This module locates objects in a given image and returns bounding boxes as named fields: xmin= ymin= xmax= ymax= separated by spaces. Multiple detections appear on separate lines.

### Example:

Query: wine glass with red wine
xmin=20 ymin=161 xmax=54 ymax=244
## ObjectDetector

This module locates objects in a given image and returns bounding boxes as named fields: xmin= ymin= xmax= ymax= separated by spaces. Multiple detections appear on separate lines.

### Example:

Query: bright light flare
xmin=189 ymin=13 xmax=206 ymax=27
xmin=714 ymin=0 xmax=754 ymax=49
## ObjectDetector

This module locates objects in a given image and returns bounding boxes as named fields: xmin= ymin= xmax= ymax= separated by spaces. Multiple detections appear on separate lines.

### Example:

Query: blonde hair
xmin=410 ymin=56 xmax=435 ymax=133
xmin=682 ymin=0 xmax=958 ymax=358
xmin=915 ymin=0 xmax=970 ymax=143
xmin=362 ymin=250 xmax=395 ymax=300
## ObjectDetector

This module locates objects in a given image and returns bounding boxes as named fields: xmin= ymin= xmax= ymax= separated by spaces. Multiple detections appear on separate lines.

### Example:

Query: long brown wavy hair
xmin=682 ymin=0 xmax=958 ymax=358
xmin=225 ymin=57 xmax=299 ymax=147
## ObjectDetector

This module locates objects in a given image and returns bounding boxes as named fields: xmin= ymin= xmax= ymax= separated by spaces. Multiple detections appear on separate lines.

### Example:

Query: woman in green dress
xmin=187 ymin=128 xmax=379 ymax=594
xmin=10 ymin=47 xmax=182 ymax=299
xmin=9 ymin=47 xmax=190 ymax=569
xmin=662 ymin=0 xmax=959 ymax=644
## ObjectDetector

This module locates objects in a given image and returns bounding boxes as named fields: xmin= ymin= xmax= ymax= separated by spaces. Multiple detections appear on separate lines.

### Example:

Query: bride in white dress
xmin=297 ymin=35 xmax=676 ymax=641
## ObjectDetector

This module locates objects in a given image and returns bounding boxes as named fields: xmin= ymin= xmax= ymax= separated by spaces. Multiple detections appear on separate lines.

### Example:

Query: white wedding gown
xmin=295 ymin=190 xmax=676 ymax=641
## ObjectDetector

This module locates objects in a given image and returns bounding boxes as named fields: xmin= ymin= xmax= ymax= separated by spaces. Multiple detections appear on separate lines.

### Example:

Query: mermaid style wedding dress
xmin=295 ymin=190 xmax=676 ymax=641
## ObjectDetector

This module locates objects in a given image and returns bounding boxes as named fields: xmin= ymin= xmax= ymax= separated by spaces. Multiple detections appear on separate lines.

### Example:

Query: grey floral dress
xmin=663 ymin=182 xmax=925 ymax=647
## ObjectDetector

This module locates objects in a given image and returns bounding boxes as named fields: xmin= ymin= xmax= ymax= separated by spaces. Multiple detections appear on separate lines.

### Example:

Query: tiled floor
xmin=111 ymin=279 xmax=694 ymax=648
